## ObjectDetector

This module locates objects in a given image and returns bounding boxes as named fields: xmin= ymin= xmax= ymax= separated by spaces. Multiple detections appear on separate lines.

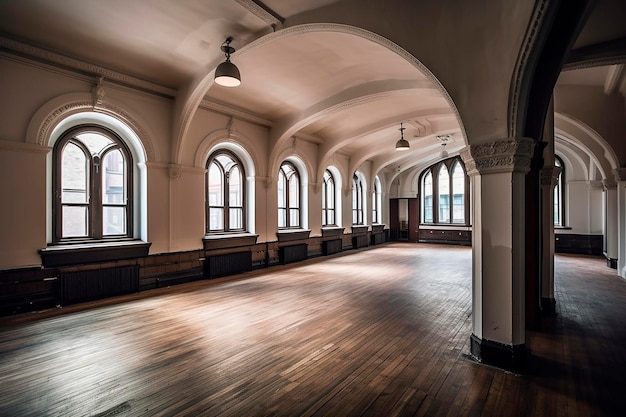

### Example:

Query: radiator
xmin=206 ymin=251 xmax=252 ymax=279
xmin=60 ymin=265 xmax=139 ymax=305
xmin=352 ymin=235 xmax=369 ymax=249
xmin=279 ymin=244 xmax=308 ymax=264
xmin=371 ymin=232 xmax=384 ymax=245
xmin=322 ymin=239 xmax=342 ymax=256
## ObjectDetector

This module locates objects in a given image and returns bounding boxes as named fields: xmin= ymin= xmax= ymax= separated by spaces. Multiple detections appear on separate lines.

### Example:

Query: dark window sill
xmin=40 ymin=240 xmax=151 ymax=267
xmin=277 ymin=229 xmax=311 ymax=242
xmin=202 ymin=233 xmax=258 ymax=250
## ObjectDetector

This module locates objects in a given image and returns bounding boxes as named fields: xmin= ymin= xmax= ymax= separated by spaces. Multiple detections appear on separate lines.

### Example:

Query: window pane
xmin=208 ymin=163 xmax=223 ymax=206
xmin=423 ymin=172 xmax=433 ymax=222
xmin=229 ymin=208 xmax=243 ymax=229
xmin=103 ymin=206 xmax=126 ymax=235
xmin=289 ymin=208 xmax=300 ymax=227
xmin=328 ymin=210 xmax=335 ymax=226
xmin=78 ymin=132 xmax=113 ymax=155
xmin=278 ymin=208 xmax=286 ymax=228
xmin=63 ymin=206 xmax=87 ymax=237
xmin=438 ymin=165 xmax=450 ymax=223
xmin=277 ymin=172 xmax=286 ymax=208
xmin=102 ymin=149 xmax=126 ymax=204
xmin=210 ymin=207 xmax=224 ymax=230
xmin=452 ymin=163 xmax=465 ymax=223
xmin=288 ymin=175 xmax=299 ymax=208
xmin=61 ymin=143 xmax=88 ymax=204
xmin=229 ymin=166 xmax=242 ymax=206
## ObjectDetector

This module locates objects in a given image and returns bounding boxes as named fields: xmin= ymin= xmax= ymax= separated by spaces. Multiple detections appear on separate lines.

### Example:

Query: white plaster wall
xmin=0 ymin=143 xmax=48 ymax=268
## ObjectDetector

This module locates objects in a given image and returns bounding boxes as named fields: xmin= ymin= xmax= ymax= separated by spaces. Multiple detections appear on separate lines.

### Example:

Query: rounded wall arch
xmin=27 ymin=92 xmax=157 ymax=162
xmin=42 ymin=105 xmax=152 ymax=243
xmin=555 ymin=112 xmax=619 ymax=181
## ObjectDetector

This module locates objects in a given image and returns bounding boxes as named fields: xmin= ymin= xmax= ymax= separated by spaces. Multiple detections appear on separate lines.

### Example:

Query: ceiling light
xmin=215 ymin=37 xmax=241 ymax=87
xmin=395 ymin=123 xmax=410 ymax=151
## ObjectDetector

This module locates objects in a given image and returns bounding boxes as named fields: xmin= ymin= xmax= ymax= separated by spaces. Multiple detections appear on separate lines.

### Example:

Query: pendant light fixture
xmin=395 ymin=122 xmax=410 ymax=151
xmin=215 ymin=37 xmax=241 ymax=87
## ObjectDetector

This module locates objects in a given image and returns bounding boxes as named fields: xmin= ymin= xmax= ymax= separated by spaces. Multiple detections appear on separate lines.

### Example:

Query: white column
xmin=604 ymin=179 xmax=618 ymax=269
xmin=615 ymin=169 xmax=626 ymax=278
xmin=461 ymin=137 xmax=535 ymax=372
xmin=540 ymin=165 xmax=560 ymax=313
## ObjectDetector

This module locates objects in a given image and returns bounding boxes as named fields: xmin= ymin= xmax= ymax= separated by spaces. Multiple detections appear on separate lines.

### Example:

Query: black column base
xmin=469 ymin=334 xmax=528 ymax=373
xmin=541 ymin=297 xmax=556 ymax=316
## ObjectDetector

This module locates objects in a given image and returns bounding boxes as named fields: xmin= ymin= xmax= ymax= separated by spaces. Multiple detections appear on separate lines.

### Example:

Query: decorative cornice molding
xmin=0 ymin=139 xmax=51 ymax=154
xmin=563 ymin=37 xmax=626 ymax=71
xmin=0 ymin=36 xmax=175 ymax=97
xmin=460 ymin=138 xmax=536 ymax=176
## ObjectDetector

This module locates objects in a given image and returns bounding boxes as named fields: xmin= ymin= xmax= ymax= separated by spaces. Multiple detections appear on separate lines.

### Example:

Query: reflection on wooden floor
xmin=1 ymin=243 xmax=625 ymax=416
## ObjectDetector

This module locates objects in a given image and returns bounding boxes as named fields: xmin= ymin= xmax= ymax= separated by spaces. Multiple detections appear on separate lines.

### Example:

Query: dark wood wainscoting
xmin=418 ymin=228 xmax=472 ymax=246
xmin=555 ymin=233 xmax=603 ymax=256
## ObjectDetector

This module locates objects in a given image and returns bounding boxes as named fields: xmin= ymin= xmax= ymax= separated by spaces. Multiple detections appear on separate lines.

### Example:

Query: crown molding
xmin=0 ymin=36 xmax=176 ymax=98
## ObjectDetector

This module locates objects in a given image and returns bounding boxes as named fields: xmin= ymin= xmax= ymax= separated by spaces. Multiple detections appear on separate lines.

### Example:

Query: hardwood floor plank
xmin=1 ymin=244 xmax=625 ymax=416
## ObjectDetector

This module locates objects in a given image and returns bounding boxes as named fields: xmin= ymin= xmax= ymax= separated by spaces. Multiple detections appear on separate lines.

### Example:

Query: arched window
xmin=451 ymin=161 xmax=465 ymax=223
xmin=322 ymin=169 xmax=336 ymax=226
xmin=420 ymin=156 xmax=468 ymax=224
xmin=278 ymin=161 xmax=301 ymax=229
xmin=554 ymin=156 xmax=564 ymax=226
xmin=206 ymin=150 xmax=245 ymax=233
xmin=352 ymin=173 xmax=365 ymax=225
xmin=372 ymin=175 xmax=382 ymax=224
xmin=53 ymin=126 xmax=132 ymax=242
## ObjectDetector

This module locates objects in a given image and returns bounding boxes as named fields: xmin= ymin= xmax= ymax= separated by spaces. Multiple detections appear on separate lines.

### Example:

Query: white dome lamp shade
xmin=395 ymin=122 xmax=410 ymax=151
xmin=215 ymin=37 xmax=241 ymax=87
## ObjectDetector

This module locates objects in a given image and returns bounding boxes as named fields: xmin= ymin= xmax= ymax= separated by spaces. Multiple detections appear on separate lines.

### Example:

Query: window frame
xmin=52 ymin=125 xmax=133 ymax=243
xmin=278 ymin=161 xmax=301 ymax=229
xmin=372 ymin=175 xmax=382 ymax=224
xmin=322 ymin=169 xmax=336 ymax=227
xmin=554 ymin=155 xmax=564 ymax=227
xmin=419 ymin=156 xmax=469 ymax=225
xmin=205 ymin=149 xmax=246 ymax=234
xmin=352 ymin=173 xmax=364 ymax=225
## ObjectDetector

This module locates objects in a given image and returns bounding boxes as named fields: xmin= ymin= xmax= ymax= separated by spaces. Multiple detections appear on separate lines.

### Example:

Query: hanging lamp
xmin=395 ymin=123 xmax=410 ymax=151
xmin=215 ymin=37 xmax=241 ymax=87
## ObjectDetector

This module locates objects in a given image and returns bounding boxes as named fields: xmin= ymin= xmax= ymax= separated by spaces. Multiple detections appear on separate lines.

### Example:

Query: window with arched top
xmin=352 ymin=173 xmax=364 ymax=225
xmin=322 ymin=169 xmax=336 ymax=226
xmin=278 ymin=161 xmax=301 ymax=229
xmin=554 ymin=156 xmax=564 ymax=226
xmin=372 ymin=175 xmax=382 ymax=224
xmin=206 ymin=150 xmax=245 ymax=233
xmin=53 ymin=126 xmax=132 ymax=242
xmin=420 ymin=156 xmax=469 ymax=224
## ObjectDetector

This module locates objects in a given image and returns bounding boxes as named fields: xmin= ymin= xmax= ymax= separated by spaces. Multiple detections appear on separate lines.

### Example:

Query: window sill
xmin=351 ymin=225 xmax=369 ymax=234
xmin=322 ymin=227 xmax=344 ymax=237
xmin=202 ymin=233 xmax=258 ymax=250
xmin=554 ymin=226 xmax=572 ymax=231
xmin=277 ymin=229 xmax=311 ymax=242
xmin=419 ymin=224 xmax=472 ymax=230
xmin=40 ymin=240 xmax=151 ymax=267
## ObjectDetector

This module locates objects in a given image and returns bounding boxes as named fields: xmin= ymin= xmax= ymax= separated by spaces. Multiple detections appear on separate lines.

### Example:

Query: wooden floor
xmin=1 ymin=243 xmax=625 ymax=417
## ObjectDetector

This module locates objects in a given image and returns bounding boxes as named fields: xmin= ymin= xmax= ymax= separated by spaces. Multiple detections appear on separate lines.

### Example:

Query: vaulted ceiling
xmin=0 ymin=0 xmax=624 ymax=175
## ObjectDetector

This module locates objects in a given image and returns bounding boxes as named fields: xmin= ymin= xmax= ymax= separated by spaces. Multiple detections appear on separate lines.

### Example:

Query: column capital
xmin=540 ymin=165 xmax=561 ymax=187
xmin=460 ymin=137 xmax=535 ymax=176
xmin=603 ymin=178 xmax=617 ymax=190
